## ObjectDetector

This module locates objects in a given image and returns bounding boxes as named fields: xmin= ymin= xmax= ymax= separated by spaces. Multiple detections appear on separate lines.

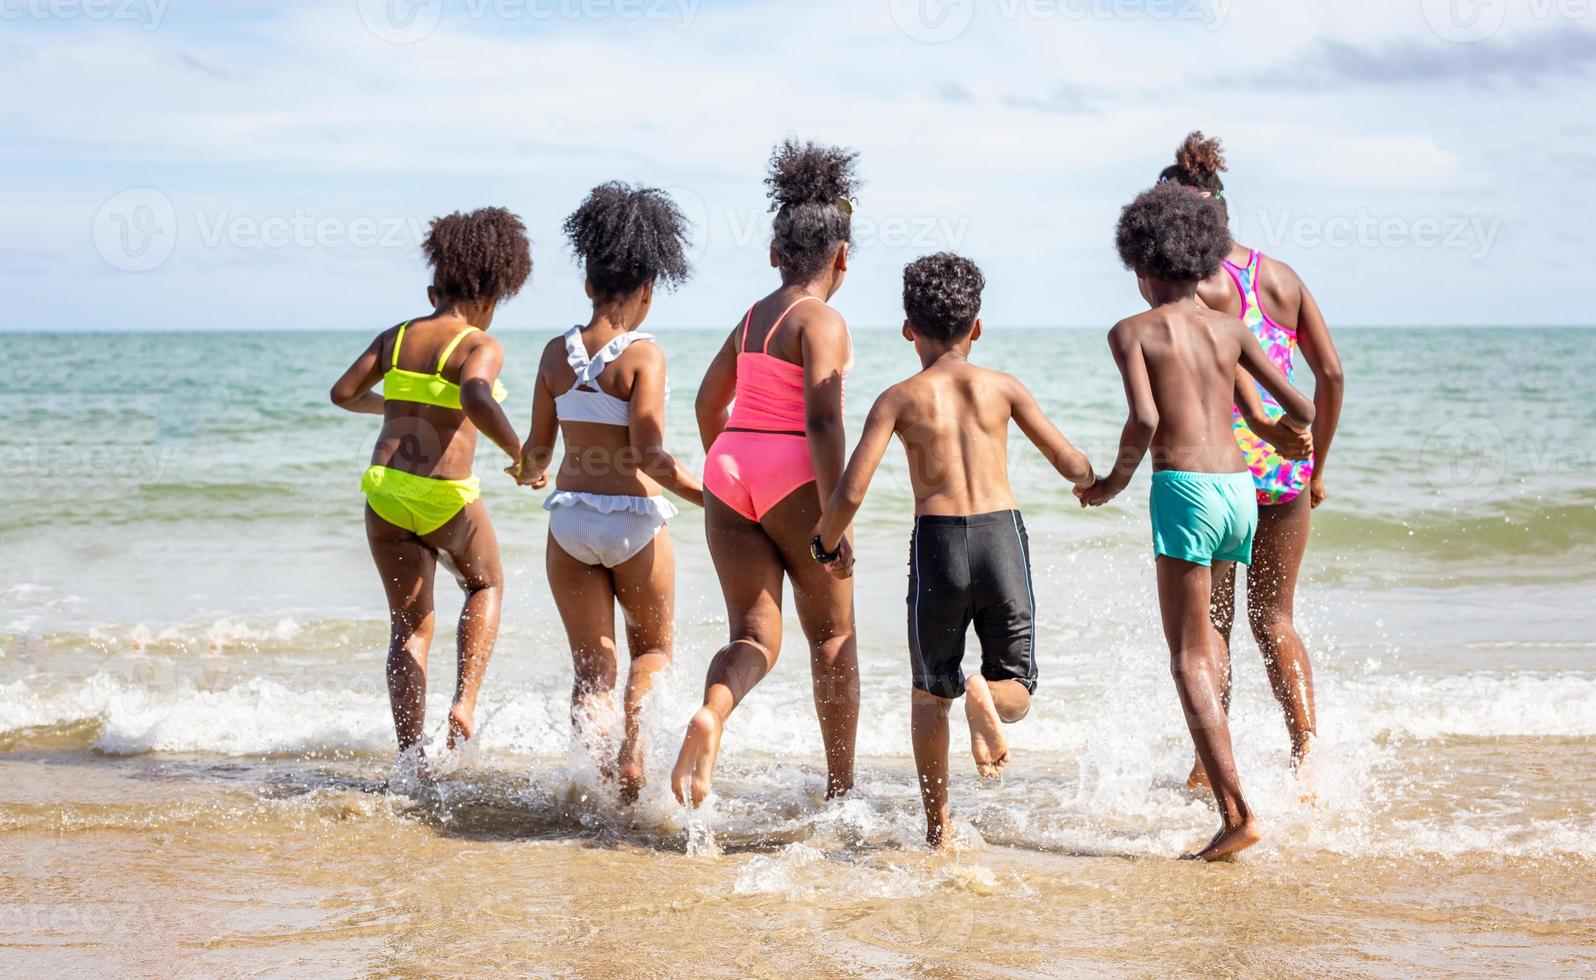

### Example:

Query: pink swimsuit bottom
xmin=703 ymin=430 xmax=816 ymax=523
xmin=702 ymin=296 xmax=848 ymax=523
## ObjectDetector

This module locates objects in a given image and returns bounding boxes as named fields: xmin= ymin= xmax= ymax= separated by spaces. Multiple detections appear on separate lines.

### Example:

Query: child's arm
xmin=329 ymin=333 xmax=386 ymax=415
xmin=1234 ymin=368 xmax=1313 ymax=461
xmin=1008 ymin=377 xmax=1094 ymax=489
xmin=629 ymin=346 xmax=704 ymax=507
xmin=511 ymin=345 xmax=558 ymax=488
xmin=459 ymin=336 xmax=523 ymax=463
xmin=1079 ymin=325 xmax=1157 ymax=507
xmin=1294 ymin=282 xmax=1343 ymax=507
xmin=813 ymin=391 xmax=900 ymax=576
xmin=694 ymin=329 xmax=740 ymax=453
xmin=1234 ymin=320 xmax=1316 ymax=429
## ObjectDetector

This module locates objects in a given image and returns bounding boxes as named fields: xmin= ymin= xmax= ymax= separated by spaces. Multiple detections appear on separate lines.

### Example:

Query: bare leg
xmin=367 ymin=507 xmax=438 ymax=755
xmin=1247 ymin=495 xmax=1317 ymax=771
xmin=611 ymin=528 xmax=676 ymax=803
xmin=910 ymin=688 xmax=954 ymax=849
xmin=671 ymin=494 xmax=786 ymax=807
xmin=1157 ymin=556 xmax=1260 ymax=862
xmin=423 ymin=498 xmax=504 ymax=749
xmin=764 ymin=485 xmax=860 ymax=799
xmin=964 ymin=675 xmax=1028 ymax=779
xmin=1189 ymin=560 xmax=1238 ymax=789
xmin=546 ymin=531 xmax=620 ymax=765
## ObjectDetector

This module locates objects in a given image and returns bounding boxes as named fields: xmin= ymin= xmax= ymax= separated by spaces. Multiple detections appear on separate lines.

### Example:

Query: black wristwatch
xmin=810 ymin=535 xmax=843 ymax=564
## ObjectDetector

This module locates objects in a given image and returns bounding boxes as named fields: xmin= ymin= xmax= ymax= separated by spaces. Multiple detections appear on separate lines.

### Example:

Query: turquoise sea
xmin=2 ymin=326 xmax=1594 ymax=974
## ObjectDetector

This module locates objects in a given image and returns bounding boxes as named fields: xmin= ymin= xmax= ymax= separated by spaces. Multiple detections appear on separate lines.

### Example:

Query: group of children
xmin=335 ymin=136 xmax=1318 ymax=863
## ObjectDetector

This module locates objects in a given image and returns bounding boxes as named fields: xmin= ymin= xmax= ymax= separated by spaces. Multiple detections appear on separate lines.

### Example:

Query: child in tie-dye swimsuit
xmin=1226 ymin=248 xmax=1315 ymax=505
xmin=1160 ymin=131 xmax=1347 ymax=787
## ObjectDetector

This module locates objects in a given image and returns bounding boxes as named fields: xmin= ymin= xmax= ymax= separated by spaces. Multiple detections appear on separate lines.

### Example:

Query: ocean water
xmin=2 ymin=326 xmax=1594 ymax=975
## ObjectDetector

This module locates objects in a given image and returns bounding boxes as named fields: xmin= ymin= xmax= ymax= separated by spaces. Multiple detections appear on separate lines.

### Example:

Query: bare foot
xmin=1182 ymin=819 xmax=1262 ymax=862
xmin=446 ymin=701 xmax=475 ymax=750
xmin=1292 ymin=735 xmax=1319 ymax=806
xmin=964 ymin=676 xmax=1010 ymax=780
xmin=616 ymin=736 xmax=645 ymax=805
xmin=1185 ymin=758 xmax=1211 ymax=790
xmin=670 ymin=708 xmax=723 ymax=807
xmin=926 ymin=820 xmax=954 ymax=852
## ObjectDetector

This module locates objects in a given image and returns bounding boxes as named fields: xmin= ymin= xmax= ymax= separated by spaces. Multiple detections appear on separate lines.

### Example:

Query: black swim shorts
xmin=906 ymin=510 xmax=1038 ymax=700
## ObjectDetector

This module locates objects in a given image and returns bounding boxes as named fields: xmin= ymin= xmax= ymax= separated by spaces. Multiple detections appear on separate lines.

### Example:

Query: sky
xmin=1 ymin=0 xmax=1592 ymax=330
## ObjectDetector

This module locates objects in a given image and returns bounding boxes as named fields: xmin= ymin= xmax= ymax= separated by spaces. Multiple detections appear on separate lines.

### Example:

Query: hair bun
xmin=1175 ymin=131 xmax=1227 ymax=183
xmin=764 ymin=137 xmax=861 ymax=213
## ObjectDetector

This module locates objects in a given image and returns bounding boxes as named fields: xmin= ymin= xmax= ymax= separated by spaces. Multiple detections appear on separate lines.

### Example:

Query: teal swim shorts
xmin=1149 ymin=470 xmax=1259 ymax=567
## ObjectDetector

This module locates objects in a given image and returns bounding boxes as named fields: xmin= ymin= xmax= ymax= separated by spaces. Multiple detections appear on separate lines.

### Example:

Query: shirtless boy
xmin=812 ymin=253 xmax=1095 ymax=849
xmin=1077 ymin=184 xmax=1315 ymax=861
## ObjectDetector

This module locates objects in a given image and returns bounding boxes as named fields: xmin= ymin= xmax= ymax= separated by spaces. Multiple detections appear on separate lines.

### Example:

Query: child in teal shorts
xmin=1078 ymin=184 xmax=1315 ymax=861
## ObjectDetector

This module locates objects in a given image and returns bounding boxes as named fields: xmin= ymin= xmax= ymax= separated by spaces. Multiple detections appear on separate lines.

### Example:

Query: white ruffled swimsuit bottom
xmin=543 ymin=491 xmax=678 ymax=569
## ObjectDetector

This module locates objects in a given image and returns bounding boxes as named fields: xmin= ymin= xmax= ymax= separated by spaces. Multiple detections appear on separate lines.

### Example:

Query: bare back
xmin=535 ymin=331 xmax=663 ymax=497
xmin=1112 ymin=304 xmax=1249 ymax=474
xmin=371 ymin=317 xmax=494 ymax=481
xmin=885 ymin=360 xmax=1020 ymax=516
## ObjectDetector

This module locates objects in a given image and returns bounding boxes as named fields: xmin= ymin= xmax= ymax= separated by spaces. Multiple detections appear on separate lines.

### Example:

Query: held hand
xmin=1309 ymin=473 xmax=1327 ymax=509
xmin=1254 ymin=417 xmax=1313 ymax=461
xmin=1074 ymin=475 xmax=1118 ymax=508
xmin=505 ymin=458 xmax=548 ymax=489
xmin=822 ymin=535 xmax=855 ymax=579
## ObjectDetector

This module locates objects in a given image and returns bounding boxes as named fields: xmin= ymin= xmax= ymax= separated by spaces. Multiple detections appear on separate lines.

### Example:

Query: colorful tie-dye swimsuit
xmin=1226 ymin=249 xmax=1314 ymax=506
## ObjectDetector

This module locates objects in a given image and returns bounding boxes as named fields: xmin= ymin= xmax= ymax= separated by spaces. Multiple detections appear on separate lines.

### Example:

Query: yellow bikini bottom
xmin=361 ymin=466 xmax=481 ymax=536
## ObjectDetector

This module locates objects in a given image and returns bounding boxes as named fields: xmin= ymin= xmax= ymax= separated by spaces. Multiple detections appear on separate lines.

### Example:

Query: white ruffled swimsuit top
xmin=553 ymin=324 xmax=651 ymax=427
xmin=545 ymin=325 xmax=676 ymax=520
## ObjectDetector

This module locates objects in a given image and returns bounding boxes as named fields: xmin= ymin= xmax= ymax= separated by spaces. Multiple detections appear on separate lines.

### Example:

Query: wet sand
xmin=4 ymin=742 xmax=1593 ymax=978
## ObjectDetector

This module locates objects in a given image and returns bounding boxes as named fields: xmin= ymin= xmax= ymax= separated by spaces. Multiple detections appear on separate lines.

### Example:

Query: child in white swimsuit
xmin=513 ymin=182 xmax=703 ymax=802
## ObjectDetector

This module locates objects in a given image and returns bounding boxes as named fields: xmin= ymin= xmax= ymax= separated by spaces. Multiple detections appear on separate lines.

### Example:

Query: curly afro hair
xmin=422 ymin=207 xmax=532 ymax=303
xmin=1158 ymin=130 xmax=1227 ymax=195
xmin=902 ymin=252 xmax=985 ymax=341
xmin=562 ymin=182 xmax=693 ymax=302
xmin=1115 ymin=183 xmax=1232 ymax=284
xmin=764 ymin=137 xmax=861 ymax=281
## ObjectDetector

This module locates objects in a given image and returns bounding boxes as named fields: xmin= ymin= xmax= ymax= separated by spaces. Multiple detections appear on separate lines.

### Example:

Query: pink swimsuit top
xmin=725 ymin=296 xmax=853 ymax=433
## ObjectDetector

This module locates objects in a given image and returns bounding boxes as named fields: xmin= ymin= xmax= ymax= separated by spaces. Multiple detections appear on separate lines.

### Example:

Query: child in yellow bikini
xmin=330 ymin=207 xmax=531 ymax=764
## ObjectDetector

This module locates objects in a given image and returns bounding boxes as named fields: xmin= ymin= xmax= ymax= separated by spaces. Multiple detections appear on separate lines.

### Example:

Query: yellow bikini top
xmin=382 ymin=321 xmax=508 ymax=410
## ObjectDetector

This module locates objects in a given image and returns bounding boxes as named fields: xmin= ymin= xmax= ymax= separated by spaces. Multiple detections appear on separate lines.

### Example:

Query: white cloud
xmin=1 ymin=0 xmax=1592 ymax=327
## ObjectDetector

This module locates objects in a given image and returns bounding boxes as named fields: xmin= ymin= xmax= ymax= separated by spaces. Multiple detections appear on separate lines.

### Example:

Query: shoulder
xmin=1258 ymin=253 xmax=1304 ymax=296
xmin=1108 ymin=316 xmax=1142 ymax=344
xmin=796 ymin=301 xmax=848 ymax=344
xmin=618 ymin=335 xmax=666 ymax=377
xmin=539 ymin=334 xmax=567 ymax=365
xmin=466 ymin=328 xmax=503 ymax=355
xmin=983 ymin=366 xmax=1029 ymax=400
xmin=871 ymin=377 xmax=917 ymax=414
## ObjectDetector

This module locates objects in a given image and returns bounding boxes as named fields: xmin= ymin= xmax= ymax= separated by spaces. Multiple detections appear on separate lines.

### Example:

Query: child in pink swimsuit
xmin=702 ymin=296 xmax=853 ymax=521
xmin=671 ymin=138 xmax=863 ymax=809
